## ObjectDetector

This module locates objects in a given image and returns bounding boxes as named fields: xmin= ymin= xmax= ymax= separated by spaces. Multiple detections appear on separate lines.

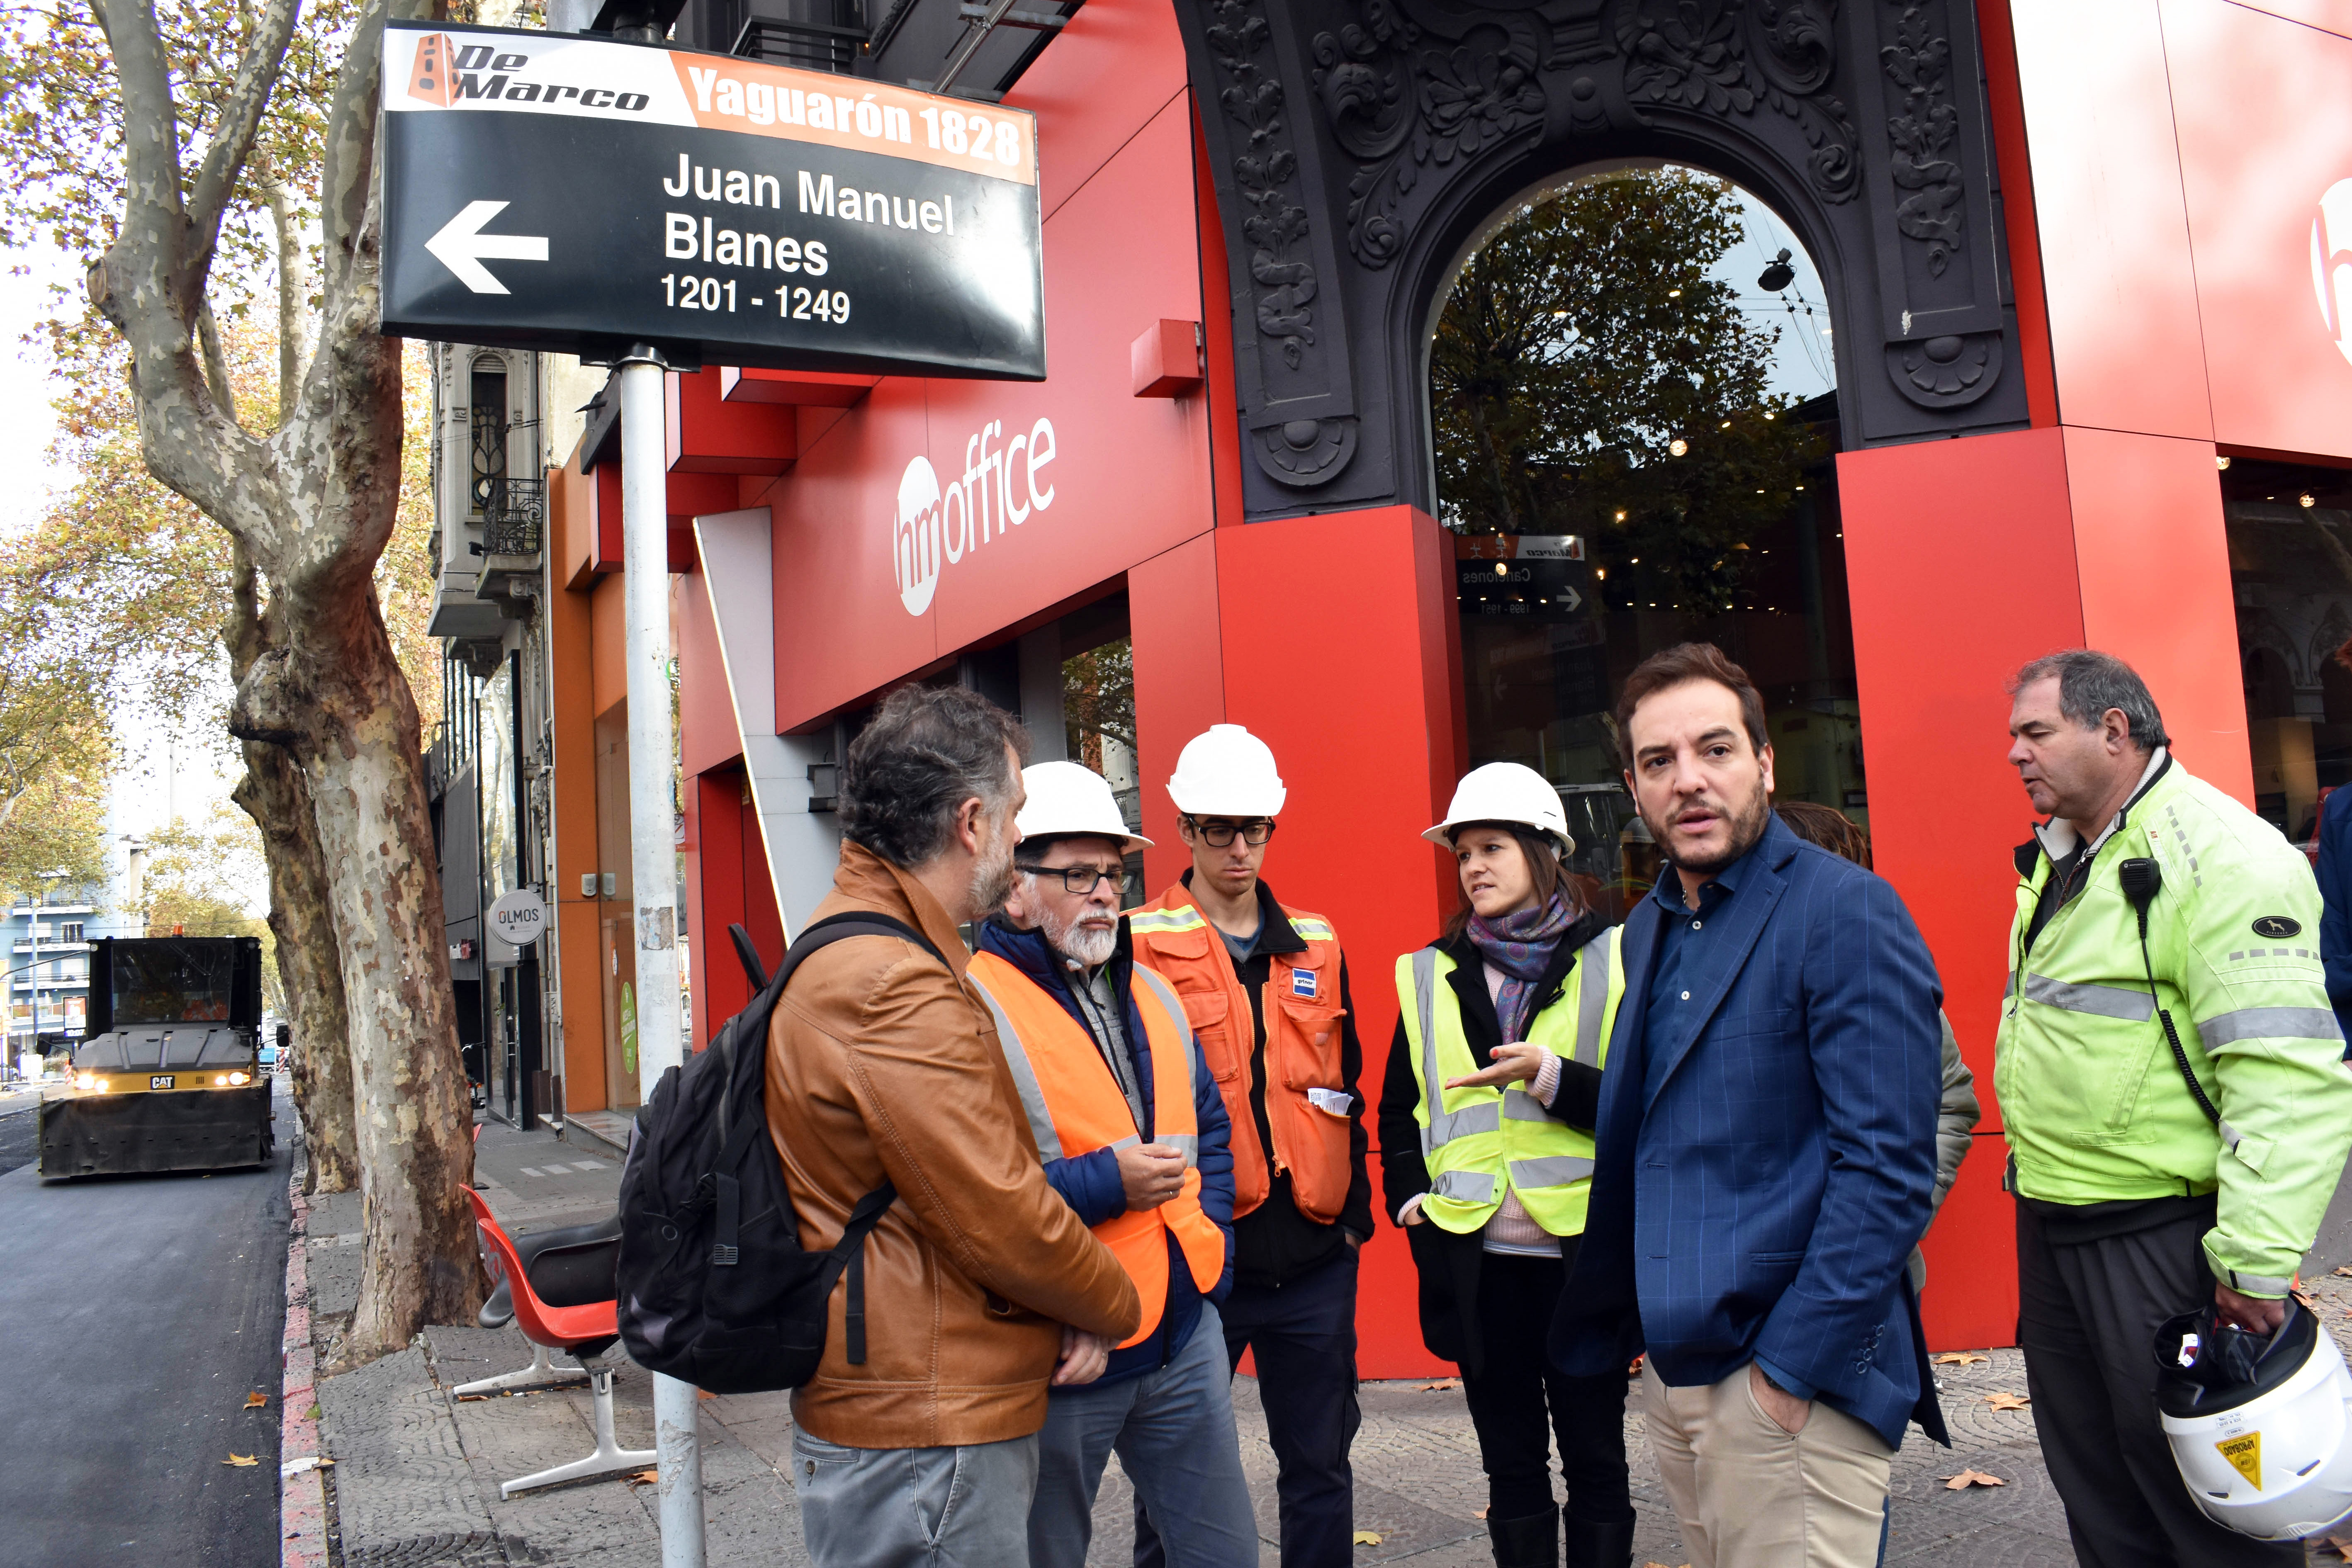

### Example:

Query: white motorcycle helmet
xmin=2155 ymin=1300 xmax=2352 ymax=1540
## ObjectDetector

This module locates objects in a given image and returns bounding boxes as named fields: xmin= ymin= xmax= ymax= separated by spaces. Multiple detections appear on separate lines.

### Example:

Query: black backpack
xmin=615 ymin=912 xmax=945 ymax=1393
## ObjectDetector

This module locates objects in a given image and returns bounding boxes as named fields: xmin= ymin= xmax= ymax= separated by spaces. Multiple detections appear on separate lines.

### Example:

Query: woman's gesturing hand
xmin=1444 ymin=1041 xmax=1547 ymax=1090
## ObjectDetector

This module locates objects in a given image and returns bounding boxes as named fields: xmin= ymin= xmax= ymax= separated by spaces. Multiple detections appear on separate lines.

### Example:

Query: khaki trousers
xmin=1640 ymin=1362 xmax=1890 ymax=1568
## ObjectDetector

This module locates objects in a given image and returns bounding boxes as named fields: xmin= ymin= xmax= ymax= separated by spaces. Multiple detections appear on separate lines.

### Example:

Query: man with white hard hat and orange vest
xmin=969 ymin=761 xmax=1253 ymax=1568
xmin=1129 ymin=724 xmax=1373 ymax=1568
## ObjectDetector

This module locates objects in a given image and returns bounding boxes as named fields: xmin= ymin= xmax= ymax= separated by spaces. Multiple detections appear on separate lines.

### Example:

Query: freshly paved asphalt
xmin=0 ymin=1092 xmax=41 ymax=1175
xmin=0 ymin=1083 xmax=291 ymax=1567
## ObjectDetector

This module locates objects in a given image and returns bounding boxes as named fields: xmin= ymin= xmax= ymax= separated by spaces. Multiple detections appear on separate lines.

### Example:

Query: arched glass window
xmin=1431 ymin=165 xmax=1857 ymax=917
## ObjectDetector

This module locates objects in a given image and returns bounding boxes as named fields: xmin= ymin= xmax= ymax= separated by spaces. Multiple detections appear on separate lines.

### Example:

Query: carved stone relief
xmin=1175 ymin=0 xmax=2027 ymax=514
xmin=1199 ymin=0 xmax=1360 ymax=488
xmin=1614 ymin=0 xmax=1858 ymax=206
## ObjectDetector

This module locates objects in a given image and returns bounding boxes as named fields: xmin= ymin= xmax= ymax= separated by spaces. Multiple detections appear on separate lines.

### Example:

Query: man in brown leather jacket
xmin=767 ymin=686 xmax=1142 ymax=1568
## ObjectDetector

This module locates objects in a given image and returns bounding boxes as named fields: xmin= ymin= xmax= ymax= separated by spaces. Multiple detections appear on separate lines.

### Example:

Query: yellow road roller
xmin=38 ymin=936 xmax=272 ymax=1178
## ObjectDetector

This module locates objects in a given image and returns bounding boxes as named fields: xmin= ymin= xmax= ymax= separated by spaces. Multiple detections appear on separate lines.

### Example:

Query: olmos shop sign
xmin=892 ymin=416 xmax=1058 ymax=615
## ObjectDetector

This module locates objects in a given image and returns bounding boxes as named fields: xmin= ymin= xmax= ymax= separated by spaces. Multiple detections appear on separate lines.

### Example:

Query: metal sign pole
xmin=617 ymin=342 xmax=706 ymax=1568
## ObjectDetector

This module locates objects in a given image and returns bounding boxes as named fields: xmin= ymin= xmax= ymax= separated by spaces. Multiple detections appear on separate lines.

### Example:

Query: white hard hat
xmin=1423 ymin=763 xmax=1574 ymax=857
xmin=2157 ymin=1303 xmax=2352 ymax=1540
xmin=1167 ymin=724 xmax=1287 ymax=818
xmin=1014 ymin=761 xmax=1153 ymax=851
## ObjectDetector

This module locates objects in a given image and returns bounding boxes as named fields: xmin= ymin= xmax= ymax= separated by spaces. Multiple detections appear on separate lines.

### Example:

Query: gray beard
xmin=1042 ymin=904 xmax=1118 ymax=968
xmin=968 ymin=830 xmax=1017 ymax=916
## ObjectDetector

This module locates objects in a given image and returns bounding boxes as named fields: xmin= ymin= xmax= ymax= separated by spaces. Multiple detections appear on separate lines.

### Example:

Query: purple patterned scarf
xmin=1465 ymin=892 xmax=1576 ymax=1044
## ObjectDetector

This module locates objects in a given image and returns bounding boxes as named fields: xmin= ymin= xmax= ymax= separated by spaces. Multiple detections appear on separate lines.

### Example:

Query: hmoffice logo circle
xmin=890 ymin=417 xmax=1060 ymax=616
xmin=894 ymin=457 xmax=945 ymax=615
xmin=2313 ymin=179 xmax=2352 ymax=369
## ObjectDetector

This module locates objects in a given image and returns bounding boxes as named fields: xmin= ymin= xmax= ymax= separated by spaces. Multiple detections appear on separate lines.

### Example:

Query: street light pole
xmin=616 ymin=341 xmax=705 ymax=1568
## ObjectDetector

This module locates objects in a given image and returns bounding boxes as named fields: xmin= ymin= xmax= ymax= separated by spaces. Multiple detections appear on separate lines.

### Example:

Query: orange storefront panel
xmin=769 ymin=91 xmax=1212 ymax=732
xmin=2009 ymin=0 xmax=2213 ymax=440
xmin=2165 ymin=0 xmax=2352 ymax=460
xmin=1839 ymin=429 xmax=2088 ymax=1348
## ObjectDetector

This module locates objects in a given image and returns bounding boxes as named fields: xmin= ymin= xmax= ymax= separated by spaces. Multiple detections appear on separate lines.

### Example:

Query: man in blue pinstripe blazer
xmin=1552 ymin=644 xmax=1947 ymax=1568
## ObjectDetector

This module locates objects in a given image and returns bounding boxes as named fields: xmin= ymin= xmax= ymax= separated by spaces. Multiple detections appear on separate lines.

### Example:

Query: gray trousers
xmin=1030 ymin=1301 xmax=1257 ymax=1568
xmin=790 ymin=1427 xmax=1040 ymax=1568
xmin=2016 ymin=1197 xmax=2299 ymax=1568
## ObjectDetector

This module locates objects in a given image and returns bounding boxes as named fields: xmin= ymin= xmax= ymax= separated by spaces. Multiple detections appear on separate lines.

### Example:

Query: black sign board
xmin=379 ymin=23 xmax=1046 ymax=379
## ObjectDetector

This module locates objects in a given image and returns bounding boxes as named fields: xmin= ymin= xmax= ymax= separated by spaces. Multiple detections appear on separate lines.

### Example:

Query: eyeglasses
xmin=1016 ymin=864 xmax=1126 ymax=894
xmin=1184 ymin=818 xmax=1277 ymax=848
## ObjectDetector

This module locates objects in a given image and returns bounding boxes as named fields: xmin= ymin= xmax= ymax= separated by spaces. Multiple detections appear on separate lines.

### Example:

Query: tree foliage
xmin=141 ymin=806 xmax=276 ymax=1006
xmin=1063 ymin=639 xmax=1134 ymax=766
xmin=1431 ymin=168 xmax=1824 ymax=613
xmin=0 ymin=0 xmax=353 ymax=321
xmin=0 ymin=741 xmax=110 ymax=896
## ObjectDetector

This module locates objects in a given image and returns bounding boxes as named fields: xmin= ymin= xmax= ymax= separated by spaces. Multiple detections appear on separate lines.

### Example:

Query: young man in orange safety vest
xmin=968 ymin=761 xmax=1253 ymax=1568
xmin=1129 ymin=724 xmax=1372 ymax=1568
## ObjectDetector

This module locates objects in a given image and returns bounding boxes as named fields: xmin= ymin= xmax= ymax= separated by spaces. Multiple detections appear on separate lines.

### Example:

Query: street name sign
xmin=379 ymin=22 xmax=1045 ymax=379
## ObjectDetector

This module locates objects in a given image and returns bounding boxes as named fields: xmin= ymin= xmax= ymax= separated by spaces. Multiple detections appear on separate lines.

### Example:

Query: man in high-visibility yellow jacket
xmin=1999 ymin=649 xmax=2352 ymax=1568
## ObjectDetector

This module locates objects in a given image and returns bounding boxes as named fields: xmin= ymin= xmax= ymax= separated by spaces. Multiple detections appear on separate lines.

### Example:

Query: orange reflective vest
xmin=966 ymin=952 xmax=1227 ymax=1348
xmin=1126 ymin=887 xmax=1352 ymax=1223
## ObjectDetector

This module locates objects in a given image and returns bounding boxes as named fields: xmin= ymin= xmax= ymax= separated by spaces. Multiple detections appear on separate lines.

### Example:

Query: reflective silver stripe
xmin=1130 ymin=909 xmax=1206 ymax=934
xmin=1420 ymin=1099 xmax=1501 ymax=1157
xmin=2006 ymin=970 xmax=2017 ymax=999
xmin=1130 ymin=967 xmax=1202 ymax=1141
xmin=970 ymin=972 xmax=1063 ymax=1161
xmin=1162 ymin=1133 xmax=1199 ymax=1167
xmin=1503 ymin=1089 xmax=1553 ymax=1122
xmin=2227 ymin=1268 xmax=2295 ymax=1296
xmin=2021 ymin=973 xmax=2155 ymax=1022
xmin=1292 ymin=918 xmax=1335 ymax=941
xmin=1508 ymin=1155 xmax=1595 ymax=1190
xmin=1414 ymin=947 xmax=1445 ymax=1140
xmin=1107 ymin=1134 xmax=1141 ymax=1153
xmin=1431 ymin=1169 xmax=1497 ymax=1204
xmin=2197 ymin=1007 xmax=2345 ymax=1049
xmin=1573 ymin=931 xmax=1613 ymax=1068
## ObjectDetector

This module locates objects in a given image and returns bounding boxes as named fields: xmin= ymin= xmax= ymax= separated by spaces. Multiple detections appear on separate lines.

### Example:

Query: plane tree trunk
xmin=230 ymin=549 xmax=357 ymax=1196
xmin=90 ymin=0 xmax=476 ymax=1360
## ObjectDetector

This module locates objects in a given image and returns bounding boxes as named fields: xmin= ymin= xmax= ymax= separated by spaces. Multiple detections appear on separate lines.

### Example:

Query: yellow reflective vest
xmin=1394 ymin=927 xmax=1625 ymax=1238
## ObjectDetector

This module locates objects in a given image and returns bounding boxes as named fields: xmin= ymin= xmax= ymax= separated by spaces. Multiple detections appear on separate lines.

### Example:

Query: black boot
xmin=1488 ymin=1508 xmax=1560 ymax=1568
xmin=1561 ymin=1514 xmax=1636 ymax=1568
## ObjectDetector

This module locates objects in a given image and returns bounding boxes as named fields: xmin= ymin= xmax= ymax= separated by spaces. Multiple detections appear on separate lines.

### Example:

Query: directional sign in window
xmin=379 ymin=22 xmax=1045 ymax=379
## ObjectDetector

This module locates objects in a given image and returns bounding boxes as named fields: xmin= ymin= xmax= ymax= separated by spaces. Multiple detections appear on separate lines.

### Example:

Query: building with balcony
xmin=3 ymin=835 xmax=153 ymax=1063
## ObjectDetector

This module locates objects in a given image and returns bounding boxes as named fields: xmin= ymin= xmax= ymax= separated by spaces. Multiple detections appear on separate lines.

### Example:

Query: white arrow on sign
xmin=1557 ymin=585 xmax=1582 ymax=613
xmin=424 ymin=201 xmax=549 ymax=295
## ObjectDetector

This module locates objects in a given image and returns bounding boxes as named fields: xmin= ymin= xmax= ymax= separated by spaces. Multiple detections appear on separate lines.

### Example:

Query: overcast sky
xmin=1716 ymin=186 xmax=1838 ymax=406
xmin=0 ymin=247 xmax=75 ymax=538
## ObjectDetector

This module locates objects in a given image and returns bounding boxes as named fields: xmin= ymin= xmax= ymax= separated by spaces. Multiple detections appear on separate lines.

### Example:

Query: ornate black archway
xmin=1173 ymin=0 xmax=2027 ymax=520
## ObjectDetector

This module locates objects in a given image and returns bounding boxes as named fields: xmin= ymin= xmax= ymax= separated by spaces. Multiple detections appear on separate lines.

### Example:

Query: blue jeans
xmin=1030 ymin=1301 xmax=1256 ymax=1568
xmin=790 ymin=1428 xmax=1039 ymax=1568
xmin=1142 ymin=1247 xmax=1361 ymax=1568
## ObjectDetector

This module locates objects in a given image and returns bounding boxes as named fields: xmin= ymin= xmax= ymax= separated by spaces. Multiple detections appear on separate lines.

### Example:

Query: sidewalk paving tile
xmin=309 ymin=1125 xmax=2352 ymax=1566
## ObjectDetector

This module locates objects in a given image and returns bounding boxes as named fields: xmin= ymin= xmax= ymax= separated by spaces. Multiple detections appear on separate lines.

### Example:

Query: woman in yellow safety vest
xmin=1377 ymin=763 xmax=1635 ymax=1568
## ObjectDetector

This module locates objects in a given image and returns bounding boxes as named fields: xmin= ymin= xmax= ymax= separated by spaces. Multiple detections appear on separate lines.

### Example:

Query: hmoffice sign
xmin=379 ymin=23 xmax=1045 ymax=378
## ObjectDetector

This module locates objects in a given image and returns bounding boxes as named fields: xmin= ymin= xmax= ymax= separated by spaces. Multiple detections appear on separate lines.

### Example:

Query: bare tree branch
xmin=197 ymin=294 xmax=239 ymax=428
xmin=265 ymin=178 xmax=311 ymax=424
xmin=316 ymin=0 xmax=426 ymax=291
xmin=182 ymin=0 xmax=303 ymax=299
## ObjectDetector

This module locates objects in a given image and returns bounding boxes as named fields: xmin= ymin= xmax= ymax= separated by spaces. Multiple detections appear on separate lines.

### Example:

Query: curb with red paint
xmin=280 ymin=1151 xmax=330 ymax=1568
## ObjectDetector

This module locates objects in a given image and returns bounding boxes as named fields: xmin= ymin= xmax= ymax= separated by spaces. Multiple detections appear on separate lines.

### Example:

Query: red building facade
xmin=556 ymin=0 xmax=2352 ymax=1372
